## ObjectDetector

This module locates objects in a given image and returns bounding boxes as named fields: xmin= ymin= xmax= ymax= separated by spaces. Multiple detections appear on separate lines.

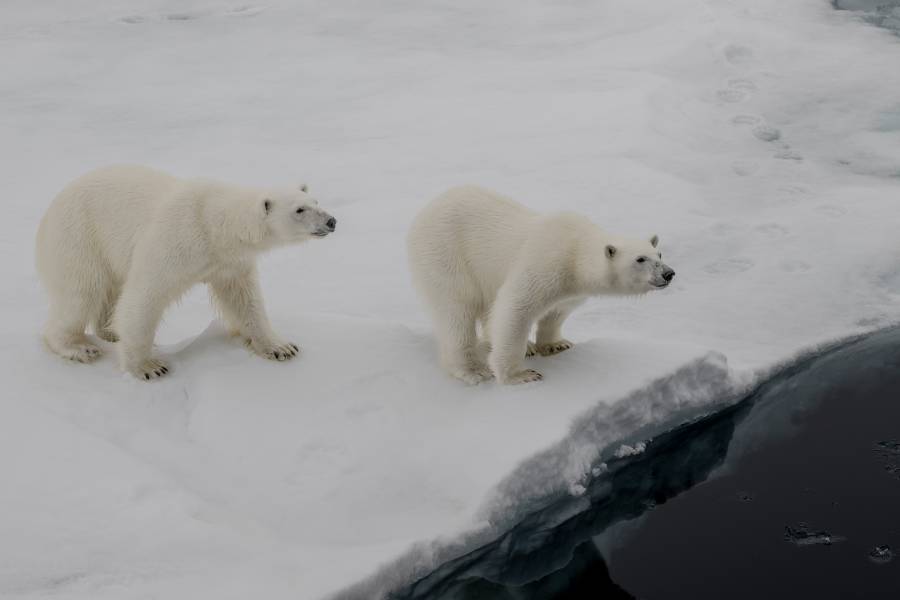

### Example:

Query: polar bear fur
xmin=407 ymin=186 xmax=675 ymax=385
xmin=35 ymin=165 xmax=336 ymax=380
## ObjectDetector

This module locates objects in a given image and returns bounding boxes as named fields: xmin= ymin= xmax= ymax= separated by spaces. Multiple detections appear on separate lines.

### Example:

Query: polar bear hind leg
xmin=43 ymin=275 xmax=108 ymax=363
xmin=437 ymin=303 xmax=493 ymax=384
xmin=92 ymin=283 xmax=121 ymax=342
xmin=534 ymin=300 xmax=581 ymax=356
xmin=418 ymin=283 xmax=491 ymax=384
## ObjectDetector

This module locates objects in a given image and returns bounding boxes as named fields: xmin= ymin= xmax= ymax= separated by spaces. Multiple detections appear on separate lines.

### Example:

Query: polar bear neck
xmin=572 ymin=227 xmax=622 ymax=296
xmin=199 ymin=184 xmax=271 ymax=255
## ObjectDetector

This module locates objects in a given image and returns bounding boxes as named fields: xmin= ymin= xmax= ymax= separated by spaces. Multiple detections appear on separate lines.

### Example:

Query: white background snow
xmin=2 ymin=0 xmax=900 ymax=598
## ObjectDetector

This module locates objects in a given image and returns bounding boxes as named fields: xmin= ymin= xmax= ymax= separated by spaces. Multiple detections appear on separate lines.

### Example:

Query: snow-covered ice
xmin=2 ymin=1 xmax=900 ymax=598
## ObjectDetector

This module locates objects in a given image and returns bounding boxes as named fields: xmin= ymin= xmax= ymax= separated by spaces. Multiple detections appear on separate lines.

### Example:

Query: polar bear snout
xmin=651 ymin=265 xmax=676 ymax=288
xmin=312 ymin=213 xmax=337 ymax=236
xmin=290 ymin=201 xmax=336 ymax=238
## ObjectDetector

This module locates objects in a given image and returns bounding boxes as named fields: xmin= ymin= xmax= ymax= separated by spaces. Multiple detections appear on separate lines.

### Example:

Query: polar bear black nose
xmin=662 ymin=268 xmax=675 ymax=282
xmin=326 ymin=217 xmax=336 ymax=231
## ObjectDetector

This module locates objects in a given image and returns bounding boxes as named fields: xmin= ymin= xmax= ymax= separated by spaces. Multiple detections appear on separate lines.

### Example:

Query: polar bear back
xmin=36 ymin=165 xmax=184 ymax=283
xmin=408 ymin=186 xmax=542 ymax=301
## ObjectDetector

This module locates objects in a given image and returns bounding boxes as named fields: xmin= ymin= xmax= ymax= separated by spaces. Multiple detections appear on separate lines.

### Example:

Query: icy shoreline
xmin=332 ymin=351 xmax=741 ymax=599
xmin=339 ymin=326 xmax=900 ymax=599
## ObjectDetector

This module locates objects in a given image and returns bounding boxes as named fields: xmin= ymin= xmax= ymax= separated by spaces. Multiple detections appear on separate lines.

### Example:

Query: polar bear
xmin=35 ymin=165 xmax=336 ymax=380
xmin=407 ymin=186 xmax=675 ymax=385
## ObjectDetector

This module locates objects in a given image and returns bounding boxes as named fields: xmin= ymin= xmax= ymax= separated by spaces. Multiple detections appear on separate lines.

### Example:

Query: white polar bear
xmin=407 ymin=186 xmax=675 ymax=385
xmin=35 ymin=165 xmax=336 ymax=380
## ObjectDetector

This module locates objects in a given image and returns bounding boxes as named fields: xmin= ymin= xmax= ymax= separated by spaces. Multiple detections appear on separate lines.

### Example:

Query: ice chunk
xmin=614 ymin=442 xmax=647 ymax=458
xmin=784 ymin=524 xmax=845 ymax=546
xmin=569 ymin=483 xmax=586 ymax=497
xmin=868 ymin=545 xmax=894 ymax=565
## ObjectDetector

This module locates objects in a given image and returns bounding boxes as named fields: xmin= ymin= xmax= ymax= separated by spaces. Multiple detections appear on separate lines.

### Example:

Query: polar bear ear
xmin=650 ymin=234 xmax=659 ymax=248
xmin=605 ymin=245 xmax=617 ymax=259
xmin=298 ymin=183 xmax=309 ymax=193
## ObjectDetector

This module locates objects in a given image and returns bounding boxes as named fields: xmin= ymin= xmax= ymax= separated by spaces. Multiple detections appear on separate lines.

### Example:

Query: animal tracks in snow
xmin=703 ymin=257 xmax=755 ymax=276
xmin=778 ymin=184 xmax=809 ymax=197
xmin=714 ymin=53 xmax=806 ymax=163
xmin=774 ymin=148 xmax=803 ymax=161
xmin=780 ymin=259 xmax=812 ymax=273
xmin=732 ymin=114 xmax=761 ymax=126
xmin=716 ymin=78 xmax=757 ymax=103
xmin=731 ymin=114 xmax=781 ymax=142
xmin=723 ymin=44 xmax=754 ymax=65
xmin=731 ymin=159 xmax=760 ymax=176
xmin=816 ymin=204 xmax=848 ymax=218
xmin=731 ymin=114 xmax=804 ymax=162
xmin=116 ymin=5 xmax=266 ymax=24
xmin=117 ymin=15 xmax=149 ymax=24
xmin=751 ymin=123 xmax=781 ymax=142
xmin=755 ymin=223 xmax=790 ymax=238
xmin=224 ymin=5 xmax=268 ymax=17
xmin=706 ymin=256 xmax=804 ymax=277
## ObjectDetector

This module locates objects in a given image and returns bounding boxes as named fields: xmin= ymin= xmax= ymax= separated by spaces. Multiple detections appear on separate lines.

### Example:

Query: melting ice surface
xmin=3 ymin=1 xmax=900 ymax=599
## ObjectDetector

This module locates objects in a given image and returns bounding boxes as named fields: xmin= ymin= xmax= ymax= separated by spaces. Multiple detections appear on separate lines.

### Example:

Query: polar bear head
xmin=605 ymin=234 xmax=675 ymax=294
xmin=261 ymin=184 xmax=337 ymax=244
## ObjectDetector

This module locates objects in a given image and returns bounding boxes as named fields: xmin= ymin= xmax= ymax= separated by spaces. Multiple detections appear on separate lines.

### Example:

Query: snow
xmin=2 ymin=0 xmax=900 ymax=598
xmin=614 ymin=442 xmax=648 ymax=459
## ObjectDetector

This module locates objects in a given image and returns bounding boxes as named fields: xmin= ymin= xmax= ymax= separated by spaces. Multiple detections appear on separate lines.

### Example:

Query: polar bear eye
xmin=296 ymin=207 xmax=305 ymax=214
xmin=636 ymin=257 xmax=647 ymax=263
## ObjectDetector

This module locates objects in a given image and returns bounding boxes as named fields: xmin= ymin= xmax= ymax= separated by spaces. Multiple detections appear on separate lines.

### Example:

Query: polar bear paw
xmin=130 ymin=358 xmax=169 ymax=381
xmin=449 ymin=362 xmax=494 ymax=385
xmin=502 ymin=369 xmax=543 ymax=385
xmin=525 ymin=341 xmax=537 ymax=357
xmin=536 ymin=339 xmax=573 ymax=356
xmin=65 ymin=342 xmax=103 ymax=363
xmin=250 ymin=338 xmax=300 ymax=361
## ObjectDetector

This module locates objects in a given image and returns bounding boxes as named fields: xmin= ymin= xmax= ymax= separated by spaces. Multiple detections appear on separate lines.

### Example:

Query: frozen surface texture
xmin=2 ymin=1 xmax=900 ymax=598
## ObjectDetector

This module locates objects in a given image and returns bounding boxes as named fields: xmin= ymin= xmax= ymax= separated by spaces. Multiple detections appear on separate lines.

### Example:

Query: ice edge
xmin=330 ymin=351 xmax=738 ymax=600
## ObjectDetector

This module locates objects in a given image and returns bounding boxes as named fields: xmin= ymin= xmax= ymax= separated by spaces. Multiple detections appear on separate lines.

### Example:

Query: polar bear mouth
xmin=651 ymin=281 xmax=670 ymax=288
xmin=312 ymin=231 xmax=331 ymax=237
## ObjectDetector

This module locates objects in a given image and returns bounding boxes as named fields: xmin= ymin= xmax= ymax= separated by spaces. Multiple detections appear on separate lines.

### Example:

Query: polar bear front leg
xmin=114 ymin=282 xmax=175 ymax=381
xmin=208 ymin=268 xmax=299 ymax=362
xmin=114 ymin=243 xmax=200 ymax=381
xmin=488 ymin=282 xmax=545 ymax=385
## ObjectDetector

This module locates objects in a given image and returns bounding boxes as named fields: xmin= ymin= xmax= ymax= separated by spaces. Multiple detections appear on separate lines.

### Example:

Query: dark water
xmin=392 ymin=327 xmax=900 ymax=599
